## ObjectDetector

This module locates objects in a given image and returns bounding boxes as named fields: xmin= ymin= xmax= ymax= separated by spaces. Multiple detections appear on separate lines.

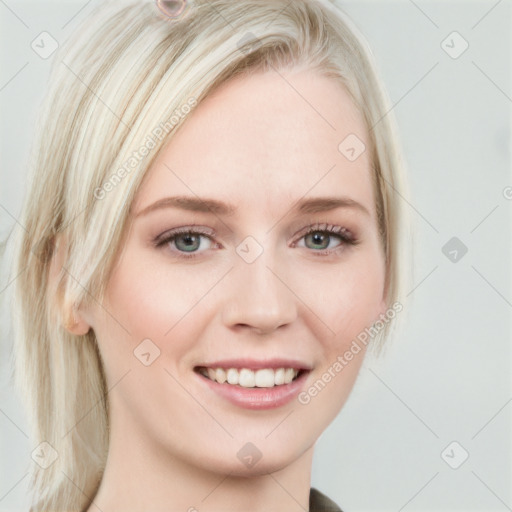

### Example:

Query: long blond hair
xmin=3 ymin=0 xmax=410 ymax=509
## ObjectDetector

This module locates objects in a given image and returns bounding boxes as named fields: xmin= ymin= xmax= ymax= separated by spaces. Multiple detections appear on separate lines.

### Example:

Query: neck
xmin=86 ymin=413 xmax=314 ymax=512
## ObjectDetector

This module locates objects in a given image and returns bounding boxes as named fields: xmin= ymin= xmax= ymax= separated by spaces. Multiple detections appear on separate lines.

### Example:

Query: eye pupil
xmin=176 ymin=234 xmax=200 ymax=252
xmin=307 ymin=231 xmax=329 ymax=250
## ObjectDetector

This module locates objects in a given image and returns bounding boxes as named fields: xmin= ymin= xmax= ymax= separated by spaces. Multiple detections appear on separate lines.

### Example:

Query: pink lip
xmin=195 ymin=368 xmax=310 ymax=410
xmin=196 ymin=358 xmax=312 ymax=371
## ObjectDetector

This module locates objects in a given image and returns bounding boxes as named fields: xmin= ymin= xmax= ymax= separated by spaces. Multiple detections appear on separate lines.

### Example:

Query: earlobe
xmin=48 ymin=233 xmax=92 ymax=336
xmin=64 ymin=306 xmax=91 ymax=335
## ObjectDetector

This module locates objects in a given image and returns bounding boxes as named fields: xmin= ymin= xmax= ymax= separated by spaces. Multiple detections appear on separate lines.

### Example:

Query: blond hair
xmin=3 ymin=0 xmax=411 ymax=509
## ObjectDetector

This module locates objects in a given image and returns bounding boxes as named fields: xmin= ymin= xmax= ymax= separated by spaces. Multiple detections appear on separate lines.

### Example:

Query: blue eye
xmin=298 ymin=223 xmax=357 ymax=256
xmin=169 ymin=232 xmax=206 ymax=253
xmin=305 ymin=232 xmax=333 ymax=250
xmin=153 ymin=223 xmax=358 ymax=260
xmin=154 ymin=226 xmax=217 ymax=259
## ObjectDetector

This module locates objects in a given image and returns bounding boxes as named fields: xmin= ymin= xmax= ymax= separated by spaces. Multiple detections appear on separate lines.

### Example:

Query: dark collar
xmin=309 ymin=487 xmax=343 ymax=512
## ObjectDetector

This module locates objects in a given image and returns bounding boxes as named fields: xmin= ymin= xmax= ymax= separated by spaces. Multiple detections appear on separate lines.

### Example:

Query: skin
xmin=65 ymin=66 xmax=387 ymax=512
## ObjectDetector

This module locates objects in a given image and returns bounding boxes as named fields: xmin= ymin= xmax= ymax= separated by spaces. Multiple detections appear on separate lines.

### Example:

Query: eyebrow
xmin=134 ymin=195 xmax=370 ymax=218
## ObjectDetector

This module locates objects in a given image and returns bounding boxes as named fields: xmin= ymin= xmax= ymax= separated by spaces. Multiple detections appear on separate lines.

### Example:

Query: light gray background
xmin=1 ymin=0 xmax=511 ymax=511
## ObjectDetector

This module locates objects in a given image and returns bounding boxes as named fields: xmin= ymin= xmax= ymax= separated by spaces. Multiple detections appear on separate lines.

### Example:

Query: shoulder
xmin=309 ymin=487 xmax=344 ymax=512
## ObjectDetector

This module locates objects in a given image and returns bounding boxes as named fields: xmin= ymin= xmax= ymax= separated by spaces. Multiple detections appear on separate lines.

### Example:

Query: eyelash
xmin=153 ymin=222 xmax=359 ymax=260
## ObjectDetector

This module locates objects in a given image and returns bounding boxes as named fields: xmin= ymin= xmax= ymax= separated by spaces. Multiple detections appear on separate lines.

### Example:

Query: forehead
xmin=132 ymin=67 xmax=375 ymax=219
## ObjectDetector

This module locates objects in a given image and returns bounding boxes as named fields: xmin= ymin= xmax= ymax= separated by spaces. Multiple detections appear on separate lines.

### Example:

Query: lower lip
xmin=196 ymin=370 xmax=309 ymax=410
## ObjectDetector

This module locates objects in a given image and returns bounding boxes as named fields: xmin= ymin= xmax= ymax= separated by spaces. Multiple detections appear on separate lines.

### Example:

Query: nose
xmin=221 ymin=246 xmax=297 ymax=335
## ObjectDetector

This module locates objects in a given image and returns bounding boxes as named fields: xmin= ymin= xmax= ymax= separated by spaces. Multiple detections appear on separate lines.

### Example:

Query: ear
xmin=48 ymin=233 xmax=91 ymax=336
xmin=65 ymin=308 xmax=91 ymax=336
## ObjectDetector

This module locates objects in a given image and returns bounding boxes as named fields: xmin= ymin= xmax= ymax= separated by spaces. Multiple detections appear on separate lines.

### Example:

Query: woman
xmin=6 ymin=0 xmax=410 ymax=510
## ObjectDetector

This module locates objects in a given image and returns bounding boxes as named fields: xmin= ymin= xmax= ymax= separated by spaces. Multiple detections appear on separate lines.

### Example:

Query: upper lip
xmin=195 ymin=358 xmax=312 ymax=371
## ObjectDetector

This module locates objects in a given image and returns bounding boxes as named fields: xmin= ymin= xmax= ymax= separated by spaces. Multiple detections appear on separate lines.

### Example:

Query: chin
xmin=198 ymin=438 xmax=313 ymax=478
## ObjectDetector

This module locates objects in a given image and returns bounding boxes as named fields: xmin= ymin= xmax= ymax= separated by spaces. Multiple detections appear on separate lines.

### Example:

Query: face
xmin=81 ymin=67 xmax=387 ymax=476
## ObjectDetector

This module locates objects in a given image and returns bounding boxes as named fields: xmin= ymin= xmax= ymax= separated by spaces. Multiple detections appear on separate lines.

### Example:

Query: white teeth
xmin=274 ymin=368 xmax=285 ymax=385
xmin=226 ymin=368 xmax=239 ymax=385
xmin=255 ymin=368 xmax=275 ymax=388
xmin=200 ymin=367 xmax=301 ymax=387
xmin=284 ymin=368 xmax=295 ymax=384
xmin=239 ymin=369 xmax=255 ymax=387
xmin=215 ymin=368 xmax=227 ymax=384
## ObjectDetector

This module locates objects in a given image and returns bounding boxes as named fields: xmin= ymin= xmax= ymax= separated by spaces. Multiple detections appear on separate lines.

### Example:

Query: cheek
xmin=294 ymin=250 xmax=383 ymax=419
xmin=334 ymin=264 xmax=385 ymax=335
xmin=99 ymin=252 xmax=220 ymax=364
xmin=293 ymin=247 xmax=386 ymax=344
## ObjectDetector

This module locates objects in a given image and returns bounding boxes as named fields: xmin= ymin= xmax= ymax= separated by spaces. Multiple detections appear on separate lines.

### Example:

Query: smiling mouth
xmin=194 ymin=366 xmax=306 ymax=388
